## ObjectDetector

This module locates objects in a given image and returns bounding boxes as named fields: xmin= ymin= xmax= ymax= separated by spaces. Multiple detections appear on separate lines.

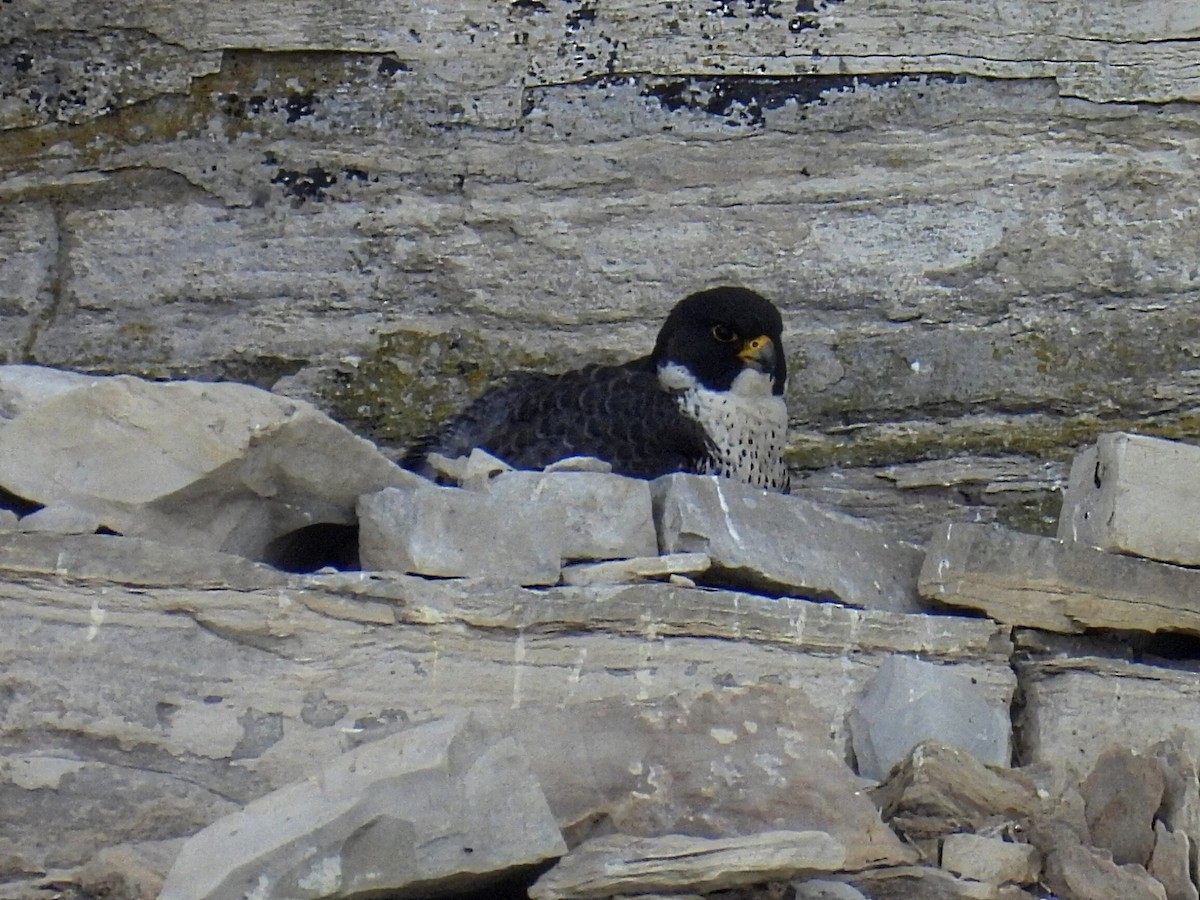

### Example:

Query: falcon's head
xmin=651 ymin=286 xmax=786 ymax=396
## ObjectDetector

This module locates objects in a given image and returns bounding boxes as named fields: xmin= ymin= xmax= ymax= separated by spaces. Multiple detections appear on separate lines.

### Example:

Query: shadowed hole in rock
xmin=261 ymin=523 xmax=360 ymax=573
xmin=0 ymin=485 xmax=43 ymax=517
xmin=1134 ymin=631 xmax=1200 ymax=663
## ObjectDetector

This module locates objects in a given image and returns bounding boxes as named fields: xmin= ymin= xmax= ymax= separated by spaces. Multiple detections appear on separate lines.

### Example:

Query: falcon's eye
xmin=710 ymin=324 xmax=738 ymax=343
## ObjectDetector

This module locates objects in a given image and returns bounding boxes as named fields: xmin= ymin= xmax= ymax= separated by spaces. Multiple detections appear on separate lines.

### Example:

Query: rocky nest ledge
xmin=3 ymin=365 xmax=1200 ymax=900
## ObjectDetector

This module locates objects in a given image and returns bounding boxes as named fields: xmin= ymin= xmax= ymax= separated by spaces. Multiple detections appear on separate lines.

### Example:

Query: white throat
xmin=657 ymin=363 xmax=790 ymax=491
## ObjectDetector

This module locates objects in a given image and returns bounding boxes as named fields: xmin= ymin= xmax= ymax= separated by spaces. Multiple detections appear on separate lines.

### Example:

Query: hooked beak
xmin=737 ymin=335 xmax=777 ymax=374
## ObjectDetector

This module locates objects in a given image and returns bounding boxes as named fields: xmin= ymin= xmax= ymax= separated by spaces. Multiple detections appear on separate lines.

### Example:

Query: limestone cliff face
xmin=4 ymin=1 xmax=1200 ymax=479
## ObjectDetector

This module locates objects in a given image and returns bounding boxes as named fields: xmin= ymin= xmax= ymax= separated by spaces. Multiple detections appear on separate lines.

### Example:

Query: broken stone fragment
xmin=528 ymin=830 xmax=846 ymax=900
xmin=940 ymin=833 xmax=1041 ymax=886
xmin=0 ymin=368 xmax=417 ymax=562
xmin=1059 ymin=432 xmax=1200 ymax=566
xmin=424 ymin=448 xmax=513 ymax=489
xmin=158 ymin=712 xmax=567 ymax=900
xmin=475 ymin=469 xmax=657 ymax=561
xmin=849 ymin=657 xmax=1011 ymax=781
xmin=1148 ymin=821 xmax=1198 ymax=900
xmin=559 ymin=552 xmax=710 ymax=586
xmin=651 ymin=473 xmax=925 ymax=613
xmin=1042 ymin=842 xmax=1168 ymax=900
xmin=844 ymin=864 xmax=1041 ymax=899
xmin=1147 ymin=733 xmax=1200 ymax=893
xmin=872 ymin=743 xmax=1042 ymax=845
xmin=357 ymin=483 xmax=562 ymax=584
xmin=920 ymin=522 xmax=1200 ymax=636
xmin=543 ymin=456 xmax=614 ymax=474
xmin=76 ymin=839 xmax=185 ymax=900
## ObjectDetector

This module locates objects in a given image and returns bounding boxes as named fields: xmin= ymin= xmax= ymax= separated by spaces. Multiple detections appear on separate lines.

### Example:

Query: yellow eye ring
xmin=711 ymin=324 xmax=738 ymax=343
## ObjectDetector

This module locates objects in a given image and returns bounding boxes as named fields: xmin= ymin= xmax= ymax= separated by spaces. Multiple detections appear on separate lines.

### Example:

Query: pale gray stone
xmin=529 ymin=831 xmax=845 ymax=900
xmin=460 ymin=447 xmax=515 ymax=490
xmin=941 ymin=833 xmax=1041 ymax=886
xmin=0 ymin=365 xmax=98 ymax=422
xmin=479 ymin=470 xmax=657 ymax=562
xmin=0 ymin=371 xmax=418 ymax=561
xmin=1080 ymin=746 xmax=1164 ymax=867
xmin=1059 ymin=433 xmax=1200 ymax=566
xmin=543 ymin=456 xmax=613 ymax=474
xmin=422 ymin=451 xmax=469 ymax=484
xmin=422 ymin=448 xmax=514 ymax=487
xmin=357 ymin=484 xmax=561 ymax=584
xmin=921 ymin=522 xmax=1200 ymax=635
xmin=159 ymin=712 xmax=567 ymax=900
xmin=652 ymin=473 xmax=925 ymax=612
xmin=560 ymin=552 xmax=711 ymax=586
xmin=849 ymin=656 xmax=1011 ymax=780
xmin=793 ymin=880 xmax=870 ymax=900
xmin=1148 ymin=821 xmax=1198 ymax=900
xmin=17 ymin=504 xmax=105 ymax=535
xmin=0 ymin=509 xmax=18 ymax=530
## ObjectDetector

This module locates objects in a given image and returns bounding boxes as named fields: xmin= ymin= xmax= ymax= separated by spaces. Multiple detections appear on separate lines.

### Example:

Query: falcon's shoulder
xmin=403 ymin=360 xmax=710 ymax=478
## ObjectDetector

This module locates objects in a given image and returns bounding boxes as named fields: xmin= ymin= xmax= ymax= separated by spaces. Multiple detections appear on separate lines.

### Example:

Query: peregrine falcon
xmin=403 ymin=286 xmax=790 ymax=491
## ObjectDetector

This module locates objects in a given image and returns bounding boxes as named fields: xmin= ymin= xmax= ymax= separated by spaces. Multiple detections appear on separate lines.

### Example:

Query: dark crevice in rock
xmin=260 ymin=522 xmax=360 ymax=573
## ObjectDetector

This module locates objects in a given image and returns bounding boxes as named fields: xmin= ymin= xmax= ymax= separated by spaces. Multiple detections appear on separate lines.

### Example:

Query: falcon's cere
xmin=403 ymin=286 xmax=790 ymax=492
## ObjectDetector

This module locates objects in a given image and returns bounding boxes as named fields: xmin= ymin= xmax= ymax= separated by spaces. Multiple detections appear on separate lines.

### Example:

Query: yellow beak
xmin=738 ymin=335 xmax=776 ymax=373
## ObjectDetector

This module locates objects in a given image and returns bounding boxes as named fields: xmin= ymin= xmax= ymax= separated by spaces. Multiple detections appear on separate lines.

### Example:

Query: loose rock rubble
xmin=4 ymin=367 xmax=1200 ymax=900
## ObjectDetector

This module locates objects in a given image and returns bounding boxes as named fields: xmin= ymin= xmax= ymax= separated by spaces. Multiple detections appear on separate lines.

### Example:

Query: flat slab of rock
xmin=652 ymin=474 xmax=926 ymax=613
xmin=159 ymin=712 xmax=566 ymax=900
xmin=478 ymin=469 xmax=657 ymax=561
xmin=920 ymin=522 xmax=1200 ymax=635
xmin=357 ymin=483 xmax=562 ymax=584
xmin=559 ymin=552 xmax=710 ymax=586
xmin=0 ymin=369 xmax=417 ymax=560
xmin=1059 ymin=432 xmax=1200 ymax=566
xmin=529 ymin=831 xmax=846 ymax=900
